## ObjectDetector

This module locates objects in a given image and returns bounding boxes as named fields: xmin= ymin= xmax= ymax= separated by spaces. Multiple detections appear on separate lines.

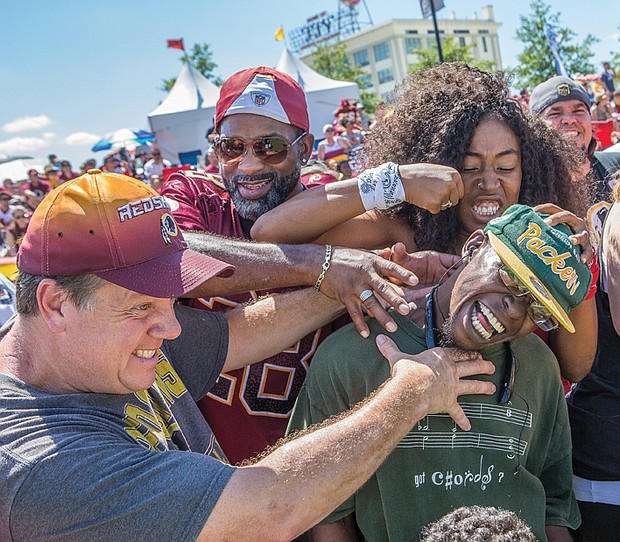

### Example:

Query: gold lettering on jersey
xmin=154 ymin=357 xmax=187 ymax=403
xmin=117 ymin=196 xmax=170 ymax=222
xmin=516 ymin=223 xmax=580 ymax=295
xmin=123 ymin=352 xmax=186 ymax=450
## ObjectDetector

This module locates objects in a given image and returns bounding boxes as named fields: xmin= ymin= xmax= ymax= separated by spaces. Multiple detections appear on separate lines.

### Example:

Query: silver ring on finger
xmin=359 ymin=289 xmax=374 ymax=303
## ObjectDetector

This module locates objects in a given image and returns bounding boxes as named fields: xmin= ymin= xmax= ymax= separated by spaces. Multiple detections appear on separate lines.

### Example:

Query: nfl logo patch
xmin=251 ymin=91 xmax=271 ymax=107
xmin=556 ymin=84 xmax=570 ymax=97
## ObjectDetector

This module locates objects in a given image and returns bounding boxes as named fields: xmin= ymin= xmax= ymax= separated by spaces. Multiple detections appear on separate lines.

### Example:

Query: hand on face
xmin=376 ymin=334 xmax=496 ymax=431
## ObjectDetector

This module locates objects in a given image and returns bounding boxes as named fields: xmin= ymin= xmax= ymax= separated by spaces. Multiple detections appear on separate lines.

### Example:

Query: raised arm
xmin=197 ymin=336 xmax=496 ymax=542
xmin=251 ymin=163 xmax=463 ymax=249
xmin=534 ymin=203 xmax=598 ymax=381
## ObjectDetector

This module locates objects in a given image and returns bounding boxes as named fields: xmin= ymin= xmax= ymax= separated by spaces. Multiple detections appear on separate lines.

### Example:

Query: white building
xmin=301 ymin=5 xmax=502 ymax=101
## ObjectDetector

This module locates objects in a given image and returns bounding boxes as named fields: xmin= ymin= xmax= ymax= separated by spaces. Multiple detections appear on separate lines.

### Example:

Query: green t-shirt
xmin=288 ymin=312 xmax=580 ymax=542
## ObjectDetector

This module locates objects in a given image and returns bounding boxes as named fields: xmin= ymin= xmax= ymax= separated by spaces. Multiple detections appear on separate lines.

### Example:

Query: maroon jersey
xmin=160 ymin=170 xmax=333 ymax=464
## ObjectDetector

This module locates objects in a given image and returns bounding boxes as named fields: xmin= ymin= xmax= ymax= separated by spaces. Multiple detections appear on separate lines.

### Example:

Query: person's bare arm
xmin=535 ymin=203 xmax=598 ymax=381
xmin=183 ymin=233 xmax=420 ymax=336
xmin=251 ymin=164 xmax=463 ymax=247
xmin=548 ymin=297 xmax=597 ymax=382
xmin=310 ymin=514 xmax=360 ymax=542
xmin=222 ymin=288 xmax=344 ymax=371
xmin=545 ymin=525 xmax=575 ymax=541
xmin=197 ymin=336 xmax=496 ymax=542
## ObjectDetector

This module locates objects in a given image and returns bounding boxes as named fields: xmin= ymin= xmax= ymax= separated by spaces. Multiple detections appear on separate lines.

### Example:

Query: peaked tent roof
xmin=149 ymin=63 xmax=221 ymax=117
xmin=275 ymin=48 xmax=357 ymax=93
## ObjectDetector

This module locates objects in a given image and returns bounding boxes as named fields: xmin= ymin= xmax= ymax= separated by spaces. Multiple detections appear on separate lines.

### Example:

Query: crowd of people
xmin=0 ymin=60 xmax=620 ymax=542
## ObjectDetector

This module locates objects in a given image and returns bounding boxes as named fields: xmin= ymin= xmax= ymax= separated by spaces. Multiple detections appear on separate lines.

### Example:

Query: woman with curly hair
xmin=253 ymin=62 xmax=589 ymax=252
xmin=253 ymin=62 xmax=597 ymax=383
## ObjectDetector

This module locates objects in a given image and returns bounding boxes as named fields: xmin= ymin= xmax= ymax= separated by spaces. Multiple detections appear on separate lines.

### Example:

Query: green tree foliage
xmin=309 ymin=42 xmax=380 ymax=114
xmin=408 ymin=36 xmax=495 ymax=73
xmin=161 ymin=43 xmax=223 ymax=92
xmin=513 ymin=0 xmax=598 ymax=90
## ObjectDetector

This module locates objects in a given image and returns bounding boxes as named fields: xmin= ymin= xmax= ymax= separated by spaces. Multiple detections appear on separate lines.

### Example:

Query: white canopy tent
xmin=148 ymin=63 xmax=220 ymax=164
xmin=0 ymin=156 xmax=43 ymax=181
xmin=275 ymin=48 xmax=361 ymax=138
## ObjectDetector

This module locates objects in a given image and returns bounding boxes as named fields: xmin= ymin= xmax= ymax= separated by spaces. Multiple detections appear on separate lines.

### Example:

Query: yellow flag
xmin=275 ymin=26 xmax=285 ymax=41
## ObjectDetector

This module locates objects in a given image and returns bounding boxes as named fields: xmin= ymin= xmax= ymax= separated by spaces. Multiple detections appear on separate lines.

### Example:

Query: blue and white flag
xmin=545 ymin=23 xmax=568 ymax=77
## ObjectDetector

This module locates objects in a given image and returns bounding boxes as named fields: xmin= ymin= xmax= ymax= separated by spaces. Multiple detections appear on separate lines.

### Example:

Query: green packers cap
xmin=484 ymin=204 xmax=591 ymax=333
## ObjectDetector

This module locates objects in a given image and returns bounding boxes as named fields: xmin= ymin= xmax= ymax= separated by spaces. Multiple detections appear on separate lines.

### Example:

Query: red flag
xmin=167 ymin=39 xmax=184 ymax=51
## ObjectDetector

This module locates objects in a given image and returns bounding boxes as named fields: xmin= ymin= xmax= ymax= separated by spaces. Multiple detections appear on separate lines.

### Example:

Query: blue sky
xmin=1 ymin=0 xmax=618 ymax=171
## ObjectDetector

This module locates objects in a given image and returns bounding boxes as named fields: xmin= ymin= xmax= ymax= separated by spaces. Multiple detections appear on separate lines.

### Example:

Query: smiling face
xmin=446 ymin=243 xmax=536 ymax=350
xmin=59 ymin=281 xmax=182 ymax=394
xmin=456 ymin=117 xmax=522 ymax=242
xmin=218 ymin=114 xmax=311 ymax=221
xmin=538 ymin=98 xmax=593 ymax=152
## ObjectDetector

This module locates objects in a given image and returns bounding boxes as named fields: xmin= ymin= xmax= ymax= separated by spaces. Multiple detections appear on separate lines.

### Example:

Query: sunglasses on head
xmin=215 ymin=132 xmax=307 ymax=166
xmin=497 ymin=265 xmax=559 ymax=332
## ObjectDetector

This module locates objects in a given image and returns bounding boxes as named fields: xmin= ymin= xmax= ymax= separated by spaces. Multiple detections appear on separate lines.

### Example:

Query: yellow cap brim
xmin=488 ymin=231 xmax=575 ymax=333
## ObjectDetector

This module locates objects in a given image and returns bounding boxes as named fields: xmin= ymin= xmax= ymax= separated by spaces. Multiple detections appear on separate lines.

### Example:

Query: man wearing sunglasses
xmin=289 ymin=205 xmax=592 ymax=542
xmin=160 ymin=67 xmax=443 ymax=465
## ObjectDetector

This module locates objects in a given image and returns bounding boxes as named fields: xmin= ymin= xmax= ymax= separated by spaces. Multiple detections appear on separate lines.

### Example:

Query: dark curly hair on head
xmin=419 ymin=505 xmax=536 ymax=541
xmin=364 ymin=62 xmax=590 ymax=253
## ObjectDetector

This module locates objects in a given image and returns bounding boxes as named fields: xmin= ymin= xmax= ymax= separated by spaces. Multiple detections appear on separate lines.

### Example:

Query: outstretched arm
xmin=534 ymin=204 xmax=598 ymax=381
xmin=251 ymin=163 xmax=463 ymax=249
xmin=197 ymin=336 xmax=496 ymax=542
xmin=184 ymin=233 xmax=419 ymax=336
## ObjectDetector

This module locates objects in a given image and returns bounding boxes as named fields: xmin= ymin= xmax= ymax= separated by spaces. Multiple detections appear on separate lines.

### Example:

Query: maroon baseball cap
xmin=215 ymin=66 xmax=309 ymax=132
xmin=18 ymin=169 xmax=234 ymax=297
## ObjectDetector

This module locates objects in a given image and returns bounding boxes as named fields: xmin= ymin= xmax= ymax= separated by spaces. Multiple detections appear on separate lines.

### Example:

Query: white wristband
xmin=357 ymin=162 xmax=406 ymax=211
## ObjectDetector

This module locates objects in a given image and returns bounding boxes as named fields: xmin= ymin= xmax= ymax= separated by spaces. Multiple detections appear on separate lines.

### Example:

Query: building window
xmin=426 ymin=38 xmax=435 ymax=48
xmin=459 ymin=37 xmax=466 ymax=47
xmin=380 ymin=91 xmax=393 ymax=102
xmin=405 ymin=37 xmax=421 ymax=53
xmin=482 ymin=36 xmax=488 ymax=53
xmin=479 ymin=29 xmax=489 ymax=34
xmin=358 ymin=73 xmax=373 ymax=88
xmin=353 ymin=49 xmax=370 ymax=67
xmin=427 ymin=29 xmax=444 ymax=34
xmin=373 ymin=42 xmax=390 ymax=62
xmin=377 ymin=67 xmax=394 ymax=84
xmin=454 ymin=29 xmax=470 ymax=34
xmin=405 ymin=29 xmax=418 ymax=34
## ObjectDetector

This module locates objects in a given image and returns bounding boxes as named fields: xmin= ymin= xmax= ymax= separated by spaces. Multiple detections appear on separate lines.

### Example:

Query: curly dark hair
xmin=364 ymin=62 xmax=590 ymax=252
xmin=419 ymin=505 xmax=536 ymax=541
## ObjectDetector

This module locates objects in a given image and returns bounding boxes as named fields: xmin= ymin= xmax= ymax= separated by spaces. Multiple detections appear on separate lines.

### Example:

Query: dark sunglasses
xmin=215 ymin=132 xmax=307 ymax=165
xmin=0 ymin=196 xmax=11 ymax=201
xmin=498 ymin=266 xmax=559 ymax=332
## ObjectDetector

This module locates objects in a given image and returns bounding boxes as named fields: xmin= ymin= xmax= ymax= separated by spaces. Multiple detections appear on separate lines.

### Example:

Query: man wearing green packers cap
xmin=289 ymin=204 xmax=591 ymax=542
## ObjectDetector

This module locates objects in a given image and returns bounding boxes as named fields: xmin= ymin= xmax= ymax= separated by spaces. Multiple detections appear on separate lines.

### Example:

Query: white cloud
xmin=42 ymin=132 xmax=56 ymax=140
xmin=0 ymin=136 xmax=52 ymax=155
xmin=64 ymin=131 xmax=101 ymax=146
xmin=2 ymin=115 xmax=53 ymax=133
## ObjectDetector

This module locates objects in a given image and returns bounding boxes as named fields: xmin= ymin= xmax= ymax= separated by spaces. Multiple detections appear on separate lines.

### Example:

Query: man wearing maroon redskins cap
xmin=160 ymin=66 xmax=331 ymax=464
xmin=162 ymin=66 xmax=459 ymax=465
xmin=0 ymin=170 xmax=495 ymax=540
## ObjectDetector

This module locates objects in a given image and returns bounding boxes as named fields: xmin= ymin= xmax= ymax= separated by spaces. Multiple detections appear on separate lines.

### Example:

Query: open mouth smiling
xmin=471 ymin=301 xmax=505 ymax=340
